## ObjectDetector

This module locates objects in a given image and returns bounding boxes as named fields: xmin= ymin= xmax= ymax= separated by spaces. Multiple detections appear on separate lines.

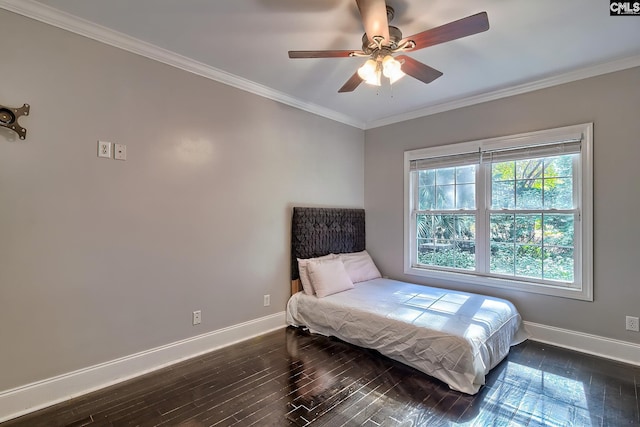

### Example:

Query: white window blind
xmin=483 ymin=139 xmax=582 ymax=163
xmin=410 ymin=152 xmax=481 ymax=171
xmin=410 ymin=138 xmax=582 ymax=171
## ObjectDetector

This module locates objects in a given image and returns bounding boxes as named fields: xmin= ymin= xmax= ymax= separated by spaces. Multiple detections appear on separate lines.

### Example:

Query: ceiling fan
xmin=288 ymin=0 xmax=489 ymax=93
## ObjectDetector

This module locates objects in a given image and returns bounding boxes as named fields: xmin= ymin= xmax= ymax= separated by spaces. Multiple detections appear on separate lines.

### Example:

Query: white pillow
xmin=297 ymin=254 xmax=337 ymax=295
xmin=307 ymin=258 xmax=354 ymax=298
xmin=339 ymin=250 xmax=382 ymax=283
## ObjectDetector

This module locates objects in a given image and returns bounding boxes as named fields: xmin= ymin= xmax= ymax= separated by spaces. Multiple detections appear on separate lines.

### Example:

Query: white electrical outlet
xmin=626 ymin=316 xmax=639 ymax=332
xmin=114 ymin=143 xmax=127 ymax=160
xmin=193 ymin=310 xmax=201 ymax=325
xmin=97 ymin=141 xmax=111 ymax=158
xmin=263 ymin=294 xmax=270 ymax=307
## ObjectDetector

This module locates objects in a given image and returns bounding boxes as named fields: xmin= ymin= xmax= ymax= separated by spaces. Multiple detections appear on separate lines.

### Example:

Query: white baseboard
xmin=524 ymin=321 xmax=640 ymax=366
xmin=0 ymin=312 xmax=286 ymax=423
xmin=2 ymin=316 xmax=637 ymax=423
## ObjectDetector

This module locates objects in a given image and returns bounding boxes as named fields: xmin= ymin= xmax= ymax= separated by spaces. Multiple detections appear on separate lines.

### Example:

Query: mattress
xmin=286 ymin=278 xmax=528 ymax=394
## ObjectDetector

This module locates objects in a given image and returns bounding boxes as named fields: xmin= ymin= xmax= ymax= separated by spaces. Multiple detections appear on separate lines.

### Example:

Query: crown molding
xmin=365 ymin=54 xmax=640 ymax=129
xmin=0 ymin=0 xmax=366 ymax=129
xmin=1 ymin=0 xmax=638 ymax=131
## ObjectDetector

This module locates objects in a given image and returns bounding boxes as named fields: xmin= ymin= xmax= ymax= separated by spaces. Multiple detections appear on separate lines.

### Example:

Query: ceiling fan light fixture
xmin=357 ymin=59 xmax=381 ymax=86
xmin=288 ymin=6 xmax=490 ymax=93
xmin=382 ymin=55 xmax=405 ymax=84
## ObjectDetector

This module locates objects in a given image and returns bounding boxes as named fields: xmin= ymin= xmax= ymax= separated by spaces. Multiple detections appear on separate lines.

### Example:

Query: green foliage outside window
xmin=416 ymin=154 xmax=576 ymax=283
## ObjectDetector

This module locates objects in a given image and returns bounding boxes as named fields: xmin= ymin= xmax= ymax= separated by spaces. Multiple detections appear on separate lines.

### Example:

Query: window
xmin=404 ymin=124 xmax=593 ymax=300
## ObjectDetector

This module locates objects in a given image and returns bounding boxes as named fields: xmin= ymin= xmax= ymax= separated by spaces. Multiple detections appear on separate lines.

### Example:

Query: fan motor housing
xmin=361 ymin=26 xmax=403 ymax=54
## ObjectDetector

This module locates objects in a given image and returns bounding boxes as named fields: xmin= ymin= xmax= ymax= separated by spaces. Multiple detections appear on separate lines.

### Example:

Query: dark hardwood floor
xmin=3 ymin=327 xmax=639 ymax=426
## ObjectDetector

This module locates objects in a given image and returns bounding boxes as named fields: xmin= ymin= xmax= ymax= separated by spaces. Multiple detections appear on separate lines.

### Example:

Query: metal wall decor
xmin=0 ymin=103 xmax=30 ymax=140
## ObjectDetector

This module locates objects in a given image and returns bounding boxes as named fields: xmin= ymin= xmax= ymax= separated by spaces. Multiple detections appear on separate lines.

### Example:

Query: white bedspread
xmin=286 ymin=278 xmax=528 ymax=394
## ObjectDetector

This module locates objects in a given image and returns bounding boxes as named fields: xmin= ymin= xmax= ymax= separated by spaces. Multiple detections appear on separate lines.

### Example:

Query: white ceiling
xmin=4 ymin=0 xmax=640 ymax=128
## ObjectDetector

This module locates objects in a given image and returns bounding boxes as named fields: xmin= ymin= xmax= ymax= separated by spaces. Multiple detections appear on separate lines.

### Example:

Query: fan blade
xmin=401 ymin=12 xmax=489 ymax=51
xmin=356 ymin=0 xmax=390 ymax=45
xmin=289 ymin=50 xmax=358 ymax=58
xmin=338 ymin=71 xmax=364 ymax=93
xmin=397 ymin=55 xmax=443 ymax=85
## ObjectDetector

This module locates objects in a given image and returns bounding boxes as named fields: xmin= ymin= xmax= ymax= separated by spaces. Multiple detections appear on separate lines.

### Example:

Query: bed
xmin=286 ymin=207 xmax=528 ymax=395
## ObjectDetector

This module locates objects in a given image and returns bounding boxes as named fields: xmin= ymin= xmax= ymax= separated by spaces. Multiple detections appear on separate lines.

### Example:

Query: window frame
xmin=404 ymin=123 xmax=593 ymax=301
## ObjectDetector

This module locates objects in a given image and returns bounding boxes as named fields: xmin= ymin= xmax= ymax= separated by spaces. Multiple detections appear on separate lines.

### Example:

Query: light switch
xmin=114 ymin=143 xmax=127 ymax=160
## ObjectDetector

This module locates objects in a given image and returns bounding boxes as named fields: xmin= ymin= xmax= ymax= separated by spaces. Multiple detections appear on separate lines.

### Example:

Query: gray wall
xmin=365 ymin=66 xmax=640 ymax=343
xmin=0 ymin=10 xmax=363 ymax=391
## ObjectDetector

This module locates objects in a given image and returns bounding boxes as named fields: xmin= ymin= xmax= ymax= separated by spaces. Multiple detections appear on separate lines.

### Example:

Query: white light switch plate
xmin=97 ymin=141 xmax=111 ymax=158
xmin=114 ymin=143 xmax=127 ymax=160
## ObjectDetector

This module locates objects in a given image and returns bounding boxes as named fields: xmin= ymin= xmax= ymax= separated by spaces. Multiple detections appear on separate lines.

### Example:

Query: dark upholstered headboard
xmin=290 ymin=207 xmax=365 ymax=293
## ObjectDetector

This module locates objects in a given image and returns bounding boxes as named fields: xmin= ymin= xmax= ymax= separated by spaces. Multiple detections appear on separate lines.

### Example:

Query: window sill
xmin=404 ymin=265 xmax=593 ymax=301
